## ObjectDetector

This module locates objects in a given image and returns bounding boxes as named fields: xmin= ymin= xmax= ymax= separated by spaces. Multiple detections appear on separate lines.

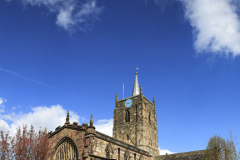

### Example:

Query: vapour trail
xmin=0 ymin=67 xmax=58 ymax=90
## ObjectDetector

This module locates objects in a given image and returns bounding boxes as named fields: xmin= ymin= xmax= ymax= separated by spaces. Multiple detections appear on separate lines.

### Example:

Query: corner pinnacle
xmin=90 ymin=114 xmax=93 ymax=127
xmin=66 ymin=111 xmax=70 ymax=124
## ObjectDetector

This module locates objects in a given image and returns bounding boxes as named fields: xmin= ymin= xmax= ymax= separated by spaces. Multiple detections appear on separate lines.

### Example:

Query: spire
xmin=132 ymin=71 xmax=140 ymax=96
xmin=90 ymin=114 xmax=93 ymax=127
xmin=65 ymin=111 xmax=70 ymax=124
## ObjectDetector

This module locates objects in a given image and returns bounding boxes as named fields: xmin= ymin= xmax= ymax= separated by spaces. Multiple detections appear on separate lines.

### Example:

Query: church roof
xmin=156 ymin=150 xmax=205 ymax=160
xmin=132 ymin=72 xmax=140 ymax=96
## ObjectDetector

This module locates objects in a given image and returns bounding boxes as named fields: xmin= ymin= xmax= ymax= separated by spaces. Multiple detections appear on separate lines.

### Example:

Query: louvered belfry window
xmin=125 ymin=110 xmax=130 ymax=123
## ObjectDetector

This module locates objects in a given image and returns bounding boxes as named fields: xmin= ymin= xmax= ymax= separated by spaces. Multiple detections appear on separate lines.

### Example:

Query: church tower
xmin=113 ymin=71 xmax=159 ymax=156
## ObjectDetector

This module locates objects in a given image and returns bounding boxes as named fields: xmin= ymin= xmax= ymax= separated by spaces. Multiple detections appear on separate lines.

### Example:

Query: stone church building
xmin=47 ymin=72 xmax=205 ymax=160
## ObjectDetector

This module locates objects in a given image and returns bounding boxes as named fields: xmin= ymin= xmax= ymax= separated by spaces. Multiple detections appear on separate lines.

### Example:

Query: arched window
xmin=148 ymin=112 xmax=151 ymax=124
xmin=54 ymin=137 xmax=78 ymax=160
xmin=106 ymin=143 xmax=113 ymax=159
xmin=127 ymin=135 xmax=129 ymax=140
xmin=125 ymin=110 xmax=130 ymax=123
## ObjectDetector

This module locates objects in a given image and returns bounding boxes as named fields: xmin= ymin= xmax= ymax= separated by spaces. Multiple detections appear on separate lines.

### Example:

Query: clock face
xmin=125 ymin=99 xmax=132 ymax=107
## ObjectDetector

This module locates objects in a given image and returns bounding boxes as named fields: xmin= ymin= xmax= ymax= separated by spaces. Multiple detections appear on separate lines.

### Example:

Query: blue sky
xmin=1 ymin=0 xmax=240 ymax=155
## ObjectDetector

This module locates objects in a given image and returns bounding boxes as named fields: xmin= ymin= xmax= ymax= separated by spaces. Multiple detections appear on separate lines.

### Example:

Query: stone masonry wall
xmin=138 ymin=99 xmax=159 ymax=156
xmin=48 ymin=123 xmax=87 ymax=160
xmin=92 ymin=137 xmax=147 ymax=160
xmin=93 ymin=131 xmax=153 ymax=160
xmin=114 ymin=95 xmax=159 ymax=156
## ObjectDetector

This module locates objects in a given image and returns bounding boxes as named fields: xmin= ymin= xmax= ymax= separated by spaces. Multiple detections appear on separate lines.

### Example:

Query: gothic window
xmin=54 ymin=137 xmax=78 ymax=160
xmin=127 ymin=135 xmax=129 ymax=140
xmin=105 ymin=143 xmax=113 ymax=159
xmin=134 ymin=153 xmax=136 ymax=160
xmin=148 ymin=112 xmax=151 ymax=124
xmin=125 ymin=110 xmax=130 ymax=123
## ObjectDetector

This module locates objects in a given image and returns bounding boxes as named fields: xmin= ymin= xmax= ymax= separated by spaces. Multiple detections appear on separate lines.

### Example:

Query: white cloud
xmin=181 ymin=0 xmax=240 ymax=57
xmin=56 ymin=6 xmax=75 ymax=30
xmin=0 ymin=105 xmax=82 ymax=137
xmin=95 ymin=119 xmax=113 ymax=137
xmin=159 ymin=146 xmax=175 ymax=155
xmin=0 ymin=101 xmax=112 ymax=138
xmin=7 ymin=0 xmax=103 ymax=33
xmin=0 ymin=119 xmax=10 ymax=133
xmin=0 ymin=98 xmax=7 ymax=106
xmin=0 ymin=98 xmax=7 ymax=113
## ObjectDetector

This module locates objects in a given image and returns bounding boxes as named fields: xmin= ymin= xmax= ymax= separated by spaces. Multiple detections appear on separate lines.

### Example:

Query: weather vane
xmin=136 ymin=67 xmax=139 ymax=71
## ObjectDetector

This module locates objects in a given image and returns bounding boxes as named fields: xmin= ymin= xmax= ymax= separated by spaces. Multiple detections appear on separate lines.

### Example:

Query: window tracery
xmin=125 ymin=110 xmax=130 ymax=123
xmin=54 ymin=138 xmax=78 ymax=160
